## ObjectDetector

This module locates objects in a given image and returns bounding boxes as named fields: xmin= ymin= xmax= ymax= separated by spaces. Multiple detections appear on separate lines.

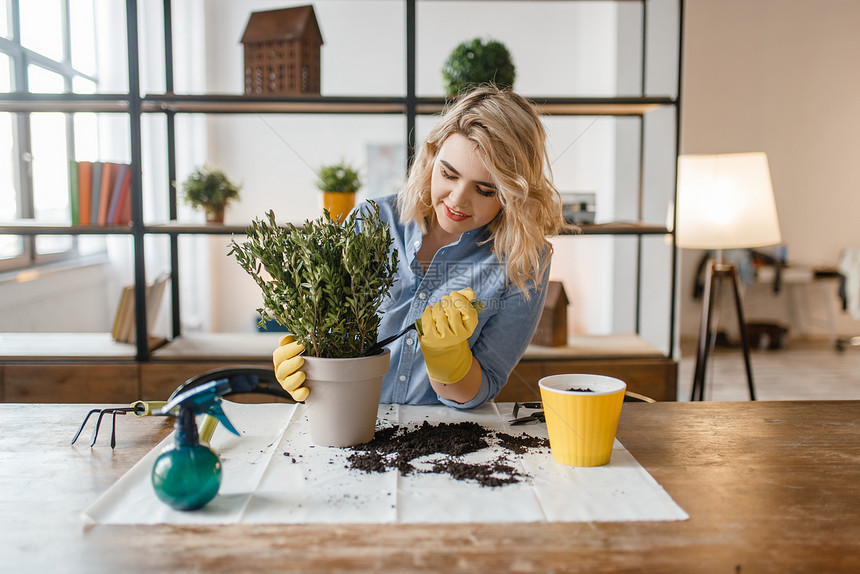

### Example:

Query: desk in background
xmin=750 ymin=264 xmax=843 ymax=343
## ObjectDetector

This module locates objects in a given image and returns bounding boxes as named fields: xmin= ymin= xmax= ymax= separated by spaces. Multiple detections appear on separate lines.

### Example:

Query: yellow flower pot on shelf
xmin=322 ymin=191 xmax=356 ymax=222
xmin=317 ymin=161 xmax=361 ymax=222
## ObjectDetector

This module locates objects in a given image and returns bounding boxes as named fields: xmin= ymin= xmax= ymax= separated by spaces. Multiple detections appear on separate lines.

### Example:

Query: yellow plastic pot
xmin=321 ymin=192 xmax=356 ymax=222
xmin=538 ymin=373 xmax=626 ymax=467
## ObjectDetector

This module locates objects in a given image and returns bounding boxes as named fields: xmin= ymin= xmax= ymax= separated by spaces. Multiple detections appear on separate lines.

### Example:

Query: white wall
xmin=199 ymin=1 xmax=629 ymax=335
xmin=680 ymin=0 xmax=860 ymax=341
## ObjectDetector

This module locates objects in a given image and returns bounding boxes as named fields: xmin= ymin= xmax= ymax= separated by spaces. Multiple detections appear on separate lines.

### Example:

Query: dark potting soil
xmin=429 ymin=458 xmax=523 ymax=487
xmin=494 ymin=431 xmax=550 ymax=455
xmin=566 ymin=387 xmax=594 ymax=392
xmin=346 ymin=421 xmax=549 ymax=488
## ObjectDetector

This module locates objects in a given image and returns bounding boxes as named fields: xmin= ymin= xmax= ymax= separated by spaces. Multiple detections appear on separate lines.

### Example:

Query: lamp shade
xmin=676 ymin=152 xmax=782 ymax=250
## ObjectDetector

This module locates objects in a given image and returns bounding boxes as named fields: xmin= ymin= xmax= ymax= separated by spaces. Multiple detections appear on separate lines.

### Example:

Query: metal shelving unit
xmin=0 ymin=0 xmax=682 ymax=369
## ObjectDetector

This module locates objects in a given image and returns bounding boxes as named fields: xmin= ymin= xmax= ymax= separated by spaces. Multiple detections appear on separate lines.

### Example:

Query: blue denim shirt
xmin=356 ymin=195 xmax=549 ymax=409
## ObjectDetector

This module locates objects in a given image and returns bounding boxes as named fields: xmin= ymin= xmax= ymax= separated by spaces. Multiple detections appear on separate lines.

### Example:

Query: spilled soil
xmin=346 ymin=421 xmax=549 ymax=487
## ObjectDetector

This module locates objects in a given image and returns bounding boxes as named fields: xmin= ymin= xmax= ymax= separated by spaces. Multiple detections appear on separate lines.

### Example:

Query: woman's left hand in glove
xmin=417 ymin=288 xmax=479 ymax=384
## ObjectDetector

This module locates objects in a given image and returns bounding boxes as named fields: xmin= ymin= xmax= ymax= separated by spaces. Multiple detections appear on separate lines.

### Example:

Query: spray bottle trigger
xmin=208 ymin=400 xmax=240 ymax=437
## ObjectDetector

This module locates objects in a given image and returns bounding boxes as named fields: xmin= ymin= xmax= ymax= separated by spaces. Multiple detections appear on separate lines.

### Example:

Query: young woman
xmin=275 ymin=84 xmax=566 ymax=408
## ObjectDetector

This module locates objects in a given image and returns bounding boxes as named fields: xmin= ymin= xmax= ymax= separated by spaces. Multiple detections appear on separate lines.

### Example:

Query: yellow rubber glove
xmin=273 ymin=334 xmax=309 ymax=402
xmin=418 ymin=288 xmax=479 ymax=384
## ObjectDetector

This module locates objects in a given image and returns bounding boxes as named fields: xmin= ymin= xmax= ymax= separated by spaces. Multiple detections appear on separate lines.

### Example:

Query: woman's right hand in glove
xmin=273 ymin=334 xmax=309 ymax=402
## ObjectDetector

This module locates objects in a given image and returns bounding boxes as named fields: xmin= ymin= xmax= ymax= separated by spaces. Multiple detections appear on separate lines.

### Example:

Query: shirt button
xmin=418 ymin=292 xmax=427 ymax=300
xmin=413 ymin=241 xmax=420 ymax=248
xmin=399 ymin=375 xmax=406 ymax=382
xmin=405 ymin=338 xmax=414 ymax=346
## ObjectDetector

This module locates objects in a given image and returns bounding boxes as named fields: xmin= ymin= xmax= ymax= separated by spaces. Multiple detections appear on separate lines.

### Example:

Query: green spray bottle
xmin=150 ymin=367 xmax=291 ymax=511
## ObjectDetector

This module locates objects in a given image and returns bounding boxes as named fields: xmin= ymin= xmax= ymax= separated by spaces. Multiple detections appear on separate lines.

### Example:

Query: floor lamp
xmin=676 ymin=152 xmax=782 ymax=401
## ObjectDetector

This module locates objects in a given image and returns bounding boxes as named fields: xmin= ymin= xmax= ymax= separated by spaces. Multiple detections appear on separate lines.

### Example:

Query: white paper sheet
xmin=83 ymin=402 xmax=688 ymax=524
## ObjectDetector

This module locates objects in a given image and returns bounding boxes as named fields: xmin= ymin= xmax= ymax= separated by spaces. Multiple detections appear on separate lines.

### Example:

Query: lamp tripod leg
xmin=692 ymin=260 xmax=718 ymax=401
xmin=729 ymin=266 xmax=757 ymax=401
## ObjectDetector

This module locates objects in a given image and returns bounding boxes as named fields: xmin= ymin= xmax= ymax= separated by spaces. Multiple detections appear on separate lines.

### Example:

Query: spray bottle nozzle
xmin=159 ymin=379 xmax=240 ymax=437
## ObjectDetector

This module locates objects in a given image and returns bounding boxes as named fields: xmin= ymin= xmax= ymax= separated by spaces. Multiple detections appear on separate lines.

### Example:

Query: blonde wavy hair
xmin=398 ymin=84 xmax=567 ymax=295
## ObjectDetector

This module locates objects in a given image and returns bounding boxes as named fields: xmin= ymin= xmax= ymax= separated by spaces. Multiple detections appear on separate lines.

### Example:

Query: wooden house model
xmin=241 ymin=5 xmax=324 ymax=96
xmin=531 ymin=281 xmax=569 ymax=347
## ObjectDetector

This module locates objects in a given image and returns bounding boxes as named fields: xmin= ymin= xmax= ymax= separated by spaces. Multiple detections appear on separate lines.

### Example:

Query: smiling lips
xmin=444 ymin=204 xmax=471 ymax=222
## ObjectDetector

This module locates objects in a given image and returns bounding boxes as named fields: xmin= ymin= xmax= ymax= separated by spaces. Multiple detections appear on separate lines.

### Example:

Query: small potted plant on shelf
xmin=316 ymin=160 xmax=361 ymax=222
xmin=180 ymin=164 xmax=241 ymax=223
xmin=229 ymin=201 xmax=399 ymax=447
xmin=441 ymin=37 xmax=516 ymax=98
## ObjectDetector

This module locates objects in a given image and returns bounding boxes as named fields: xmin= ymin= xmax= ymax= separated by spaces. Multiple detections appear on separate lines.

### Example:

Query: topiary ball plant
xmin=442 ymin=38 xmax=516 ymax=97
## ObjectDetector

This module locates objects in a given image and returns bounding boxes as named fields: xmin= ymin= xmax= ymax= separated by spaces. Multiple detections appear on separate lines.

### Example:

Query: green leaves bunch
xmin=230 ymin=201 xmax=398 ymax=358
xmin=181 ymin=164 xmax=241 ymax=212
xmin=316 ymin=161 xmax=362 ymax=194
xmin=442 ymin=38 xmax=516 ymax=97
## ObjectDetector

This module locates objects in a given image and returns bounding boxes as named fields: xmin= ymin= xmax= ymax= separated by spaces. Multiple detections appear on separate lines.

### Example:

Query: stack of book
xmin=69 ymin=161 xmax=133 ymax=226
xmin=112 ymin=272 xmax=171 ymax=344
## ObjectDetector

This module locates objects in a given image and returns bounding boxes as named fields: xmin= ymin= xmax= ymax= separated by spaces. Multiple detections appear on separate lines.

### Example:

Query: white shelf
xmin=150 ymin=332 xmax=284 ymax=361
xmin=0 ymin=331 xmax=665 ymax=362
xmin=0 ymin=333 xmax=137 ymax=359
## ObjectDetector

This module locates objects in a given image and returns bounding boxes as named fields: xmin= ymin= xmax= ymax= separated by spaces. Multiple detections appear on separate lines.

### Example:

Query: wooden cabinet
xmin=2 ymin=333 xmax=675 ymax=403
xmin=497 ymin=334 xmax=678 ymax=402
xmin=2 ymin=355 xmax=675 ymax=404
xmin=4 ymin=363 xmax=139 ymax=404
xmin=498 ymin=358 xmax=676 ymax=403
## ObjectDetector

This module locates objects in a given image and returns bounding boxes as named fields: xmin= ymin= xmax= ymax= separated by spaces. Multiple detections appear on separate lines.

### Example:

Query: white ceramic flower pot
xmin=302 ymin=349 xmax=390 ymax=447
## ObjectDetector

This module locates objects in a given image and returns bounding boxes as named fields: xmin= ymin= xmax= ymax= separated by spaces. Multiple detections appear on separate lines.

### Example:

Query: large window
xmin=0 ymin=0 xmax=101 ymax=271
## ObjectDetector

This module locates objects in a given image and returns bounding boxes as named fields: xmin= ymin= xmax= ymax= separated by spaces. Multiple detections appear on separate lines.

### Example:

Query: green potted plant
xmin=229 ymin=201 xmax=399 ymax=447
xmin=316 ymin=160 xmax=361 ymax=221
xmin=441 ymin=38 xmax=516 ymax=98
xmin=180 ymin=164 xmax=241 ymax=223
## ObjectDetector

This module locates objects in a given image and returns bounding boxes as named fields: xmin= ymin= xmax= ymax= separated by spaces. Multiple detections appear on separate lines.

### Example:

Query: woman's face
xmin=429 ymin=133 xmax=502 ymax=238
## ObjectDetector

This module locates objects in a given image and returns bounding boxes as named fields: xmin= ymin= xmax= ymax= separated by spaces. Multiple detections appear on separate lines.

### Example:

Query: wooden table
xmin=2 ymin=401 xmax=859 ymax=573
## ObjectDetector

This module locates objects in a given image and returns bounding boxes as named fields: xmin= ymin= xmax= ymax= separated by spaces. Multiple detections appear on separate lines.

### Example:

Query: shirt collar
xmin=405 ymin=217 xmax=493 ymax=261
